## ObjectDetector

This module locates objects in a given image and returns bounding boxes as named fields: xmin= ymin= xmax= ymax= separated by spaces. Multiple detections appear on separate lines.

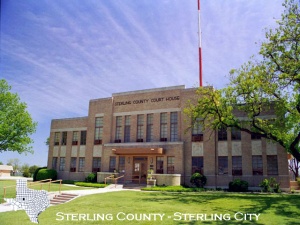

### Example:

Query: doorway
xmin=132 ymin=157 xmax=148 ymax=184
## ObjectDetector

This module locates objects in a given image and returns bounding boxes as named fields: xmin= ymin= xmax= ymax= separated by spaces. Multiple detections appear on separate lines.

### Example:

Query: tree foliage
xmin=0 ymin=79 xmax=37 ymax=154
xmin=185 ymin=0 xmax=300 ymax=161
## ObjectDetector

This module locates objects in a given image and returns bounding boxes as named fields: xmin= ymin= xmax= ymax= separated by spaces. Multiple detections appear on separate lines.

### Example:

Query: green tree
xmin=29 ymin=165 xmax=39 ymax=175
xmin=185 ymin=0 xmax=300 ymax=161
xmin=7 ymin=158 xmax=21 ymax=175
xmin=21 ymin=163 xmax=31 ymax=177
xmin=45 ymin=137 xmax=50 ymax=146
xmin=0 ymin=79 xmax=37 ymax=154
xmin=0 ymin=161 xmax=3 ymax=165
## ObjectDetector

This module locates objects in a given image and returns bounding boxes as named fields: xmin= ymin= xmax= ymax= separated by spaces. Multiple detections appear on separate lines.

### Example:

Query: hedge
xmin=74 ymin=182 xmax=107 ymax=188
xmin=33 ymin=167 xmax=47 ymax=181
xmin=36 ymin=168 xmax=57 ymax=181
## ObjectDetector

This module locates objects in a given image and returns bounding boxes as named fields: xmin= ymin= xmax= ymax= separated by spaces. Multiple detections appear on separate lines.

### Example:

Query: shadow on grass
xmin=141 ymin=192 xmax=300 ymax=225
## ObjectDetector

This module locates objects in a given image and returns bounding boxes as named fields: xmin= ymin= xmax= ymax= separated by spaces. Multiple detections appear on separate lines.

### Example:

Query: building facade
xmin=47 ymin=85 xmax=290 ymax=189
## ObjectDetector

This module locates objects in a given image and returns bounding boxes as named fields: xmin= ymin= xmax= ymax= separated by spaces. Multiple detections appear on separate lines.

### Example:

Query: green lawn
xmin=0 ymin=180 xmax=93 ymax=201
xmin=1 ymin=191 xmax=300 ymax=225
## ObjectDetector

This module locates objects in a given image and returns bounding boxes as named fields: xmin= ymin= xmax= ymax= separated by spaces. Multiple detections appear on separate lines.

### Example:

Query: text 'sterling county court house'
xmin=47 ymin=85 xmax=290 ymax=190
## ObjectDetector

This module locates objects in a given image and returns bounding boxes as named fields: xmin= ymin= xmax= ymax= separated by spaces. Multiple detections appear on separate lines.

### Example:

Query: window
xmin=160 ymin=113 xmax=167 ymax=141
xmin=252 ymin=155 xmax=263 ymax=175
xmin=119 ymin=156 xmax=125 ymax=173
xmin=267 ymin=155 xmax=278 ymax=175
xmin=72 ymin=131 xmax=78 ymax=145
xmin=251 ymin=133 xmax=262 ymax=140
xmin=218 ymin=156 xmax=228 ymax=175
xmin=137 ymin=115 xmax=144 ymax=142
xmin=232 ymin=156 xmax=242 ymax=175
xmin=61 ymin=131 xmax=67 ymax=145
xmin=54 ymin=132 xmax=60 ymax=145
xmin=115 ymin=116 xmax=122 ymax=143
xmin=94 ymin=117 xmax=103 ymax=144
xmin=59 ymin=157 xmax=65 ymax=171
xmin=156 ymin=157 xmax=164 ymax=174
xmin=231 ymin=127 xmax=241 ymax=141
xmin=80 ymin=131 xmax=87 ymax=145
xmin=170 ymin=112 xmax=178 ymax=142
xmin=192 ymin=118 xmax=203 ymax=142
xmin=70 ymin=157 xmax=77 ymax=172
xmin=218 ymin=126 xmax=227 ymax=141
xmin=52 ymin=157 xmax=57 ymax=169
xmin=146 ymin=114 xmax=153 ymax=142
xmin=192 ymin=157 xmax=203 ymax=174
xmin=109 ymin=156 xmax=116 ymax=172
xmin=124 ymin=116 xmax=131 ymax=143
xmin=167 ymin=157 xmax=175 ymax=174
xmin=92 ymin=157 xmax=101 ymax=172
xmin=78 ymin=158 xmax=85 ymax=172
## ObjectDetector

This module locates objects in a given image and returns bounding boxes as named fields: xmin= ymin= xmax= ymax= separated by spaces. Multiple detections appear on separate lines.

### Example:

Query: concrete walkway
xmin=0 ymin=184 xmax=138 ymax=213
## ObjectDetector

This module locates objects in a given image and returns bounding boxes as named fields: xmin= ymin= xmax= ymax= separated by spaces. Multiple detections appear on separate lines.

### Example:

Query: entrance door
xmin=132 ymin=157 xmax=148 ymax=184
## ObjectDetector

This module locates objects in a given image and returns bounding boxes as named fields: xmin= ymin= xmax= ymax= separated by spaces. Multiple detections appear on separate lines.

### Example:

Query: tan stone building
xmin=0 ymin=165 xmax=13 ymax=177
xmin=47 ymin=85 xmax=290 ymax=189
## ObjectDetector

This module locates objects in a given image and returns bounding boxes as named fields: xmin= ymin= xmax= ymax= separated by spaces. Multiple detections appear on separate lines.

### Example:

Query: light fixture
xmin=151 ymin=148 xmax=155 ymax=151
xmin=112 ymin=149 xmax=116 ymax=151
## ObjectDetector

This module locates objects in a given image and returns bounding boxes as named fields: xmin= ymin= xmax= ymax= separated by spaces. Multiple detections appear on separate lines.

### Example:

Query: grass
xmin=0 ymin=180 xmax=94 ymax=201
xmin=1 ymin=191 xmax=300 ymax=225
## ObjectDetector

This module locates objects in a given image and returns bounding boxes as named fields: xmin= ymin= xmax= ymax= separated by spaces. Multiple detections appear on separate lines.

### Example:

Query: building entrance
xmin=132 ymin=157 xmax=148 ymax=184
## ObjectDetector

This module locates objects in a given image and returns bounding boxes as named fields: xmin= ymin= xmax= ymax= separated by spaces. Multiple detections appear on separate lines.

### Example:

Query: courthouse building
xmin=47 ymin=85 xmax=290 ymax=189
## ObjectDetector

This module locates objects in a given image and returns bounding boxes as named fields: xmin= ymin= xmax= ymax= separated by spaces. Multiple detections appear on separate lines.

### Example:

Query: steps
xmin=50 ymin=193 xmax=78 ymax=205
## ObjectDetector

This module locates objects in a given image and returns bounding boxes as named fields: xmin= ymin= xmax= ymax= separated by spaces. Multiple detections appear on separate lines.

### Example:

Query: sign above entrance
xmin=114 ymin=96 xmax=180 ymax=106
xmin=112 ymin=147 xmax=164 ymax=155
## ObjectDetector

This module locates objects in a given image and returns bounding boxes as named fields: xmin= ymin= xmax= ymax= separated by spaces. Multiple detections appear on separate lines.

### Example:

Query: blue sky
xmin=1 ymin=0 xmax=284 ymax=167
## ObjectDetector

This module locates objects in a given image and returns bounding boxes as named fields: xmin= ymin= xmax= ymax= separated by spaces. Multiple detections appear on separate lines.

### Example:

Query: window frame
xmin=167 ymin=156 xmax=175 ymax=174
xmin=115 ymin=116 xmax=122 ymax=143
xmin=267 ymin=155 xmax=278 ymax=175
xmin=232 ymin=156 xmax=242 ymax=176
xmin=70 ymin=157 xmax=77 ymax=172
xmin=137 ymin=114 xmax=144 ymax=142
xmin=92 ymin=157 xmax=101 ymax=173
xmin=94 ymin=117 xmax=103 ymax=145
xmin=59 ymin=157 xmax=65 ymax=171
xmin=78 ymin=157 xmax=85 ymax=172
xmin=252 ymin=155 xmax=263 ymax=175
xmin=156 ymin=156 xmax=164 ymax=174
xmin=218 ymin=156 xmax=228 ymax=175
xmin=124 ymin=116 xmax=131 ymax=143
xmin=80 ymin=131 xmax=87 ymax=145
xmin=160 ymin=113 xmax=168 ymax=141
xmin=218 ymin=126 xmax=228 ymax=141
xmin=170 ymin=112 xmax=178 ymax=142
xmin=192 ymin=157 xmax=203 ymax=174
xmin=61 ymin=131 xmax=67 ymax=145
xmin=146 ymin=114 xmax=153 ymax=142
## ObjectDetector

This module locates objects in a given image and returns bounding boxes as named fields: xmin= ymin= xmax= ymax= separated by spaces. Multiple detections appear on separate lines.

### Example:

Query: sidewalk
xmin=0 ymin=184 xmax=137 ymax=213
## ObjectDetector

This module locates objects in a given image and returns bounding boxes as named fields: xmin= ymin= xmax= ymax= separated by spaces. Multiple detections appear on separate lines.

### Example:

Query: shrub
xmin=62 ymin=180 xmax=76 ymax=185
xmin=297 ymin=177 xmax=300 ymax=186
xmin=36 ymin=168 xmax=57 ymax=181
xmin=229 ymin=179 xmax=248 ymax=192
xmin=142 ymin=185 xmax=205 ymax=192
xmin=33 ymin=167 xmax=47 ymax=181
xmin=190 ymin=173 xmax=207 ymax=188
xmin=22 ymin=168 xmax=31 ymax=178
xmin=74 ymin=182 xmax=107 ymax=188
xmin=259 ymin=177 xmax=281 ymax=193
xmin=85 ymin=173 xmax=97 ymax=183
